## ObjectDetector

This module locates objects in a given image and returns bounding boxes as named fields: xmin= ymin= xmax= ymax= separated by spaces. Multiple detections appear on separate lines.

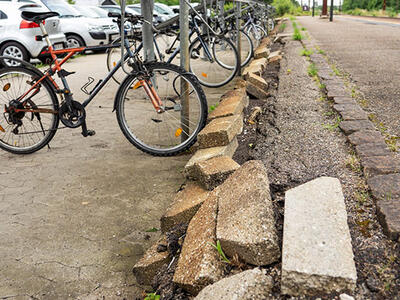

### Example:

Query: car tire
xmin=66 ymin=34 xmax=85 ymax=48
xmin=0 ymin=42 xmax=29 ymax=67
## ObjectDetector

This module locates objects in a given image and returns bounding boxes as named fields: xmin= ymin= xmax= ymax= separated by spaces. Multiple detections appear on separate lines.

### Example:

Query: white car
xmin=72 ymin=5 xmax=119 ymax=44
xmin=0 ymin=3 xmax=65 ymax=66
xmin=42 ymin=1 xmax=109 ymax=49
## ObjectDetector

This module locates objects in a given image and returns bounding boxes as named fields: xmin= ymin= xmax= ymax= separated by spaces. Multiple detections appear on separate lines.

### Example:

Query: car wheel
xmin=66 ymin=34 xmax=85 ymax=48
xmin=0 ymin=42 xmax=29 ymax=67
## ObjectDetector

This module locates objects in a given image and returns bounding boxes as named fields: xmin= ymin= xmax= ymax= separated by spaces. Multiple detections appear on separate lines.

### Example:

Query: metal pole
xmin=141 ymin=0 xmax=155 ymax=61
xmin=180 ymin=0 xmax=190 ymax=142
xmin=236 ymin=1 xmax=241 ymax=76
xmin=312 ymin=0 xmax=315 ymax=16
xmin=329 ymin=0 xmax=333 ymax=21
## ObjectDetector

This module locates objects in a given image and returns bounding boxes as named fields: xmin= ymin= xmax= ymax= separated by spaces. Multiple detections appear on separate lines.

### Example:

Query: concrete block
xmin=361 ymin=155 xmax=400 ymax=177
xmin=254 ymin=46 xmax=270 ymax=59
xmin=216 ymin=161 xmax=280 ymax=265
xmin=347 ymin=130 xmax=384 ymax=146
xmin=194 ymin=268 xmax=273 ymax=300
xmin=248 ymin=73 xmax=269 ymax=91
xmin=333 ymin=97 xmax=356 ymax=105
xmin=208 ymin=92 xmax=246 ymax=121
xmin=376 ymin=198 xmax=400 ymax=241
xmin=268 ymin=50 xmax=282 ymax=64
xmin=132 ymin=237 xmax=170 ymax=285
xmin=184 ymin=137 xmax=238 ymax=178
xmin=173 ymin=193 xmax=224 ymax=295
xmin=243 ymin=65 xmax=262 ymax=80
xmin=355 ymin=142 xmax=391 ymax=159
xmin=339 ymin=120 xmax=375 ymax=135
xmin=281 ymin=177 xmax=357 ymax=296
xmin=160 ymin=182 xmax=209 ymax=233
xmin=246 ymin=82 xmax=270 ymax=99
xmin=367 ymin=174 xmax=400 ymax=200
xmin=198 ymin=114 xmax=243 ymax=149
xmin=193 ymin=155 xmax=240 ymax=190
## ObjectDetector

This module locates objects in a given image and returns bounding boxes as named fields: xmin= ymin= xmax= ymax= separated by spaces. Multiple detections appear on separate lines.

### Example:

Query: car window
xmin=0 ymin=10 xmax=7 ymax=19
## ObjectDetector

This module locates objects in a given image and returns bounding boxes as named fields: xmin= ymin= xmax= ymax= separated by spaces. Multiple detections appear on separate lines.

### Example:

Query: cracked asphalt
xmin=298 ymin=15 xmax=400 ymax=138
xmin=0 ymin=53 xmax=228 ymax=299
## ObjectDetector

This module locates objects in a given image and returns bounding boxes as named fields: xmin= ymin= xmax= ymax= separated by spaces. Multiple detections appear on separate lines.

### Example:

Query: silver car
xmin=0 ymin=3 xmax=66 ymax=66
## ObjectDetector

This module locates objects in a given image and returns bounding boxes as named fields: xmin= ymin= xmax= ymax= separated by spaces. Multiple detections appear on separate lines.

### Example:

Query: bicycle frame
xmin=15 ymin=22 xmax=164 ymax=116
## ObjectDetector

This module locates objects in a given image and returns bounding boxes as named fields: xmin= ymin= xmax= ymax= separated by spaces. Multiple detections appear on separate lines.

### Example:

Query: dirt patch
xmin=233 ymin=27 xmax=400 ymax=299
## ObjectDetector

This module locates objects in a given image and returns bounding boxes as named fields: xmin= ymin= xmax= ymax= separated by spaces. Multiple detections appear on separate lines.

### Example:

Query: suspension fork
xmin=138 ymin=79 xmax=164 ymax=113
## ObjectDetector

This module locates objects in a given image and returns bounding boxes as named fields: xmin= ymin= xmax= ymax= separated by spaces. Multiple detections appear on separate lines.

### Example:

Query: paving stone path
xmin=0 ymin=53 xmax=230 ymax=299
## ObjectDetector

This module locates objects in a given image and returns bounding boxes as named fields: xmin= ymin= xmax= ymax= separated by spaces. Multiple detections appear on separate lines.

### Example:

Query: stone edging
xmin=131 ymin=26 xmax=283 ymax=293
xmin=302 ymin=37 xmax=400 ymax=241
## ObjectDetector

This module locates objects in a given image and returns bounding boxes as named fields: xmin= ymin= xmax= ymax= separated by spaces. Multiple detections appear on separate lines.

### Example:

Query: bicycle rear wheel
xmin=225 ymin=30 xmax=254 ymax=68
xmin=115 ymin=62 xmax=207 ymax=156
xmin=0 ymin=67 xmax=59 ymax=154
xmin=189 ymin=34 xmax=239 ymax=88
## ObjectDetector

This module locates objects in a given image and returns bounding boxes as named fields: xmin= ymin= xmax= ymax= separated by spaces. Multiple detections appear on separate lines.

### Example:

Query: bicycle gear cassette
xmin=59 ymin=100 xmax=86 ymax=128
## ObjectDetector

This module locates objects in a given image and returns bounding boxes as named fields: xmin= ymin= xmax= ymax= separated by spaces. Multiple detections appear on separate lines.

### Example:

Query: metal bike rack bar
xmin=236 ymin=0 xmax=242 ymax=75
xmin=180 ymin=0 xmax=190 ymax=141
xmin=141 ymin=0 xmax=155 ymax=61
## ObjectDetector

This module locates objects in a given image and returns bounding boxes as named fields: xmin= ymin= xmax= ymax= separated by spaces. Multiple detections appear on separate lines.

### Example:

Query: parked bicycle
xmin=107 ymin=7 xmax=240 ymax=88
xmin=0 ymin=11 xmax=207 ymax=156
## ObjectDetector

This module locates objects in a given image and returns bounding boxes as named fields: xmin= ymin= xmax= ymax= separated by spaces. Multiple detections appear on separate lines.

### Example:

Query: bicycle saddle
xmin=21 ymin=11 xmax=59 ymax=23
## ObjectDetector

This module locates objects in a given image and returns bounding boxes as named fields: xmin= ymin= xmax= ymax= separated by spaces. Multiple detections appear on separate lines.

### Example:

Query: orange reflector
xmin=201 ymin=72 xmax=208 ymax=78
xmin=132 ymin=81 xmax=142 ymax=90
xmin=3 ymin=83 xmax=10 ymax=92
xmin=175 ymin=128 xmax=182 ymax=137
xmin=0 ymin=125 xmax=4 ymax=132
xmin=113 ymin=62 xmax=116 ymax=67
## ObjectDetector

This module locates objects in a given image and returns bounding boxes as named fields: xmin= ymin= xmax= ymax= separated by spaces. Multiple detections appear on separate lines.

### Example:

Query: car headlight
xmin=87 ymin=24 xmax=103 ymax=31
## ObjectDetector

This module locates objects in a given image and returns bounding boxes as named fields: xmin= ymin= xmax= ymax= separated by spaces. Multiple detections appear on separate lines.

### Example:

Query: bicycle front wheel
xmin=115 ymin=62 xmax=208 ymax=156
xmin=0 ymin=67 xmax=59 ymax=154
xmin=106 ymin=36 xmax=142 ymax=85
xmin=189 ymin=34 xmax=239 ymax=88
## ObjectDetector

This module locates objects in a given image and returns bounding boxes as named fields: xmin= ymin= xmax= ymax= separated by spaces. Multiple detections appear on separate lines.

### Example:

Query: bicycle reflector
xmin=201 ymin=72 xmax=208 ymax=78
xmin=175 ymin=128 xmax=182 ymax=137
xmin=132 ymin=81 xmax=142 ymax=89
xmin=3 ymin=83 xmax=10 ymax=92
xmin=0 ymin=125 xmax=4 ymax=133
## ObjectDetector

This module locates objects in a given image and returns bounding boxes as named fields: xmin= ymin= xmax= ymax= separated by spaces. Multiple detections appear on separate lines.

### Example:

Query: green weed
xmin=301 ymin=27 xmax=306 ymax=31
xmin=144 ymin=293 xmax=160 ymax=300
xmin=346 ymin=154 xmax=362 ymax=173
xmin=307 ymin=63 xmax=318 ymax=77
xmin=210 ymin=240 xmax=230 ymax=263
xmin=300 ymin=49 xmax=313 ymax=57
xmin=318 ymin=49 xmax=325 ymax=54
xmin=279 ymin=23 xmax=287 ymax=31
xmin=145 ymin=227 xmax=159 ymax=232
xmin=322 ymin=116 xmax=341 ymax=131
xmin=292 ymin=29 xmax=302 ymax=41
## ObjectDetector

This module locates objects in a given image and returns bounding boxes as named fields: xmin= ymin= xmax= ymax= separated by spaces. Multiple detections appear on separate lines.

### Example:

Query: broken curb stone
xmin=216 ymin=160 xmax=280 ymax=265
xmin=193 ymin=155 xmax=240 ymax=190
xmin=132 ymin=237 xmax=170 ymax=285
xmin=198 ymin=114 xmax=243 ymax=149
xmin=282 ymin=177 xmax=357 ymax=296
xmin=160 ymin=182 xmax=209 ymax=233
xmin=347 ymin=130 xmax=384 ymax=146
xmin=173 ymin=193 xmax=224 ymax=295
xmin=194 ymin=268 xmax=273 ymax=300
xmin=184 ymin=138 xmax=238 ymax=178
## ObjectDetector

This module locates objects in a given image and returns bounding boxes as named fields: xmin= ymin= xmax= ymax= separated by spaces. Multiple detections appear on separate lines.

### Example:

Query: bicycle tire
xmin=189 ymin=34 xmax=239 ymax=88
xmin=0 ymin=66 xmax=59 ymax=154
xmin=224 ymin=29 xmax=254 ymax=68
xmin=115 ymin=62 xmax=208 ymax=156
xmin=245 ymin=24 xmax=267 ymax=48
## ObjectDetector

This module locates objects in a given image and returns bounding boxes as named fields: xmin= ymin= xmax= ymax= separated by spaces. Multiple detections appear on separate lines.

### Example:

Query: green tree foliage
xmin=343 ymin=0 xmax=399 ymax=11
xmin=272 ymin=0 xmax=302 ymax=16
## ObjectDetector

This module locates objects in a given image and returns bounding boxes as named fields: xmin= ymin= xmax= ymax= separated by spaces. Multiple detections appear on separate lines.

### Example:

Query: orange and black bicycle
xmin=0 ymin=11 xmax=207 ymax=156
